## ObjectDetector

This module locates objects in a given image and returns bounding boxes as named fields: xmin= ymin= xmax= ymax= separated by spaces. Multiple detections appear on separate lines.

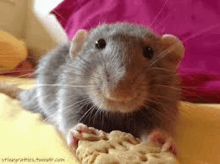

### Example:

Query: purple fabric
xmin=51 ymin=0 xmax=220 ymax=103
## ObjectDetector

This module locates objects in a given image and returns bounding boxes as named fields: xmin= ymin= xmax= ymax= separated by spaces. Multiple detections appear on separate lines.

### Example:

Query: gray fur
xmin=18 ymin=23 xmax=181 ymax=138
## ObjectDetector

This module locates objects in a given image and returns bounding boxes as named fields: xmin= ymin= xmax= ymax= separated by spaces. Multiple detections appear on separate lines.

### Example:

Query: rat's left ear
xmin=160 ymin=34 xmax=184 ymax=69
xmin=69 ymin=29 xmax=88 ymax=59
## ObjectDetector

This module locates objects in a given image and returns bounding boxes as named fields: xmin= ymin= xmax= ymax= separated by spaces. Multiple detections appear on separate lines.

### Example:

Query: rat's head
xmin=69 ymin=23 xmax=184 ymax=113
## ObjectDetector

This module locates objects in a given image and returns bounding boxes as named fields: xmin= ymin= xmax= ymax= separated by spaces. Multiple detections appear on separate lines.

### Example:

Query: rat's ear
xmin=160 ymin=34 xmax=184 ymax=69
xmin=69 ymin=29 xmax=88 ymax=58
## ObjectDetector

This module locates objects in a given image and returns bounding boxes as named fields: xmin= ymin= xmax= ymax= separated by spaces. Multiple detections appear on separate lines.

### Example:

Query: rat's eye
xmin=95 ymin=38 xmax=106 ymax=49
xmin=143 ymin=46 xmax=154 ymax=59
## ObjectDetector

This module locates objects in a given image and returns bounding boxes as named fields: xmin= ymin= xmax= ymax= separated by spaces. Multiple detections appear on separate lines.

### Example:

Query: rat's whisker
xmin=66 ymin=70 xmax=90 ymax=78
xmin=51 ymin=10 xmax=69 ymax=23
xmin=149 ymin=94 xmax=178 ymax=102
xmin=142 ymin=104 xmax=164 ymax=120
xmin=101 ymin=110 xmax=105 ymax=130
xmin=145 ymin=104 xmax=177 ymax=123
xmin=149 ymin=42 xmax=180 ymax=67
xmin=153 ymin=84 xmax=208 ymax=101
xmin=74 ymin=55 xmax=102 ymax=76
xmin=16 ymin=73 xmax=35 ymax=78
xmin=78 ymin=103 xmax=96 ymax=123
xmin=149 ymin=0 xmax=169 ymax=27
xmin=63 ymin=100 xmax=90 ymax=123
xmin=66 ymin=64 xmax=101 ymax=81
xmin=41 ymin=97 xmax=83 ymax=125
xmin=148 ymin=67 xmax=175 ymax=73
xmin=153 ymin=84 xmax=182 ymax=91
xmin=153 ymin=12 xmax=170 ymax=31
xmin=92 ymin=103 xmax=101 ymax=126
xmin=34 ymin=83 xmax=92 ymax=88
xmin=182 ymin=23 xmax=220 ymax=43
xmin=66 ymin=98 xmax=90 ymax=109
xmin=0 ymin=70 xmax=35 ymax=74
xmin=146 ymin=97 xmax=166 ymax=105
xmin=40 ymin=102 xmax=60 ymax=122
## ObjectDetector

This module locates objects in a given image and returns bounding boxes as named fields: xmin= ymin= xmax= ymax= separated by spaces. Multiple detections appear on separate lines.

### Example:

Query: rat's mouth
xmin=97 ymin=82 xmax=139 ymax=102
xmin=94 ymin=84 xmax=139 ymax=103
xmin=89 ymin=89 xmax=145 ymax=113
xmin=103 ymin=91 xmax=137 ymax=102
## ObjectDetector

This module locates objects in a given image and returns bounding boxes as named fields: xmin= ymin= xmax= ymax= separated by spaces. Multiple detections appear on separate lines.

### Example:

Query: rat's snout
xmin=94 ymin=64 xmax=137 ymax=102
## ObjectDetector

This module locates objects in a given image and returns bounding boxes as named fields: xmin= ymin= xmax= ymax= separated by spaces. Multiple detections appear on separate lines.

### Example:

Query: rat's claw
xmin=66 ymin=123 xmax=96 ymax=149
xmin=147 ymin=130 xmax=178 ymax=155
xmin=67 ymin=127 xmax=81 ymax=148
xmin=161 ymin=137 xmax=178 ymax=155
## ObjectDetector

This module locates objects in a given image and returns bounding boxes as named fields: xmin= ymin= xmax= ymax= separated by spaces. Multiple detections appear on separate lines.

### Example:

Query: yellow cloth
xmin=0 ymin=76 xmax=219 ymax=164
xmin=0 ymin=31 xmax=27 ymax=71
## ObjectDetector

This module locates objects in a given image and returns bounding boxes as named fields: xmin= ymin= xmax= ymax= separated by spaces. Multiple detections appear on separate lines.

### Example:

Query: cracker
xmin=75 ymin=130 xmax=179 ymax=164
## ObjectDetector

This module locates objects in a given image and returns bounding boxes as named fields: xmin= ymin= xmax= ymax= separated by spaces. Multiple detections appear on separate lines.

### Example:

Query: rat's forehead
xmin=89 ymin=23 xmax=152 ymax=38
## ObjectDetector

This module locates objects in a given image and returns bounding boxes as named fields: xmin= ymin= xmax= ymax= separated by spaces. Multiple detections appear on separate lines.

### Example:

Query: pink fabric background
xmin=51 ymin=0 xmax=220 ymax=103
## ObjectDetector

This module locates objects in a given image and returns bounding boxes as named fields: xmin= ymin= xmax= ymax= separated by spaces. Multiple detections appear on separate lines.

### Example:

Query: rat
xmin=0 ymin=23 xmax=184 ymax=155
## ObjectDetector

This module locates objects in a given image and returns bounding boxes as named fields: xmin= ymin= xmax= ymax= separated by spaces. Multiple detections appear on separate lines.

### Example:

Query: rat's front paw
xmin=66 ymin=123 xmax=96 ymax=149
xmin=147 ymin=130 xmax=178 ymax=155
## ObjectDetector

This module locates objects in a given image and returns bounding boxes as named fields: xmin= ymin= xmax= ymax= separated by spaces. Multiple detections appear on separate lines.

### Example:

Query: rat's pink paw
xmin=66 ymin=123 xmax=96 ymax=149
xmin=148 ymin=130 xmax=178 ymax=155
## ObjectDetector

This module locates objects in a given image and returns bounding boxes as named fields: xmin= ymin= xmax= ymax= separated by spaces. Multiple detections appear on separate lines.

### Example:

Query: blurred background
xmin=0 ymin=0 xmax=67 ymax=62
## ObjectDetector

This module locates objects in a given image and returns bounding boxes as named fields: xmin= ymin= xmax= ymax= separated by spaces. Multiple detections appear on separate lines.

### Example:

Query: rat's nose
xmin=104 ymin=68 xmax=125 ymax=89
xmin=106 ymin=72 xmax=117 ymax=84
xmin=101 ymin=69 xmax=136 ymax=102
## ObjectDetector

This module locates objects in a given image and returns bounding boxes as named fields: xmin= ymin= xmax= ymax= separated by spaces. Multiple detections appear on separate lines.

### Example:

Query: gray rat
xmin=1 ymin=23 xmax=184 ymax=155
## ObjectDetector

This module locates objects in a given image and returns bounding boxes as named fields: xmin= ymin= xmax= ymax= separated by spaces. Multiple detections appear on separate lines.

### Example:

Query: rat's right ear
xmin=69 ymin=29 xmax=88 ymax=58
